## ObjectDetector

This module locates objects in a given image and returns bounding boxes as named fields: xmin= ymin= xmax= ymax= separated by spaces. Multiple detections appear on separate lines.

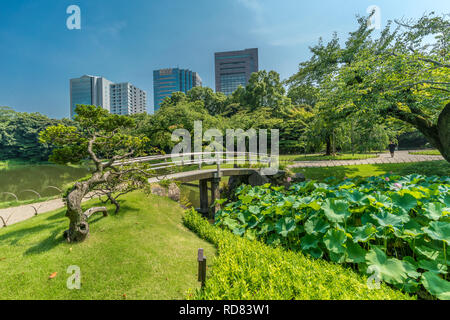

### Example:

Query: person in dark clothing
xmin=388 ymin=141 xmax=396 ymax=158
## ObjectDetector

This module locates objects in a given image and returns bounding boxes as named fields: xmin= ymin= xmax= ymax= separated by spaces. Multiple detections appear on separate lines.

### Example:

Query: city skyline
xmin=0 ymin=0 xmax=448 ymax=119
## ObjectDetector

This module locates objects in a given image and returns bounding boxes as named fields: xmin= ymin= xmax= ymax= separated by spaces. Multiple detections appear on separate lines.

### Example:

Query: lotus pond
xmin=215 ymin=174 xmax=450 ymax=300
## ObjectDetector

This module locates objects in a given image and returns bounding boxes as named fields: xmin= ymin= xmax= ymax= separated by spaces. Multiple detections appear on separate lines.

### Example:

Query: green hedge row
xmin=183 ymin=209 xmax=413 ymax=300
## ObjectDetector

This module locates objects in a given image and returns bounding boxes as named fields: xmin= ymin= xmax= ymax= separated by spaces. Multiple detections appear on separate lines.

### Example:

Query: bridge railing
xmin=113 ymin=151 xmax=278 ymax=175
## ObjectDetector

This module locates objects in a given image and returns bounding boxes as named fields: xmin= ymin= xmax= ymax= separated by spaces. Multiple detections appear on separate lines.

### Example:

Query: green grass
xmin=0 ymin=159 xmax=38 ymax=170
xmin=280 ymin=153 xmax=377 ymax=162
xmin=409 ymin=150 xmax=441 ymax=156
xmin=183 ymin=209 xmax=412 ymax=300
xmin=0 ymin=191 xmax=215 ymax=299
xmin=292 ymin=161 xmax=450 ymax=181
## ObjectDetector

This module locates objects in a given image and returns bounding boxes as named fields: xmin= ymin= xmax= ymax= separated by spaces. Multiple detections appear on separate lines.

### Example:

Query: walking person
xmin=388 ymin=141 xmax=396 ymax=158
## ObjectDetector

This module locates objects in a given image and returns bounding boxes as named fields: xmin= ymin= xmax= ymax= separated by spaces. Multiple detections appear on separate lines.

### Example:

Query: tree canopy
xmin=288 ymin=12 xmax=449 ymax=159
xmin=0 ymin=107 xmax=72 ymax=161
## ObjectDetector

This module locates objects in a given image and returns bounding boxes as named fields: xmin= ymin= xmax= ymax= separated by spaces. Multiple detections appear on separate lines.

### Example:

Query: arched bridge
xmin=114 ymin=152 xmax=276 ymax=218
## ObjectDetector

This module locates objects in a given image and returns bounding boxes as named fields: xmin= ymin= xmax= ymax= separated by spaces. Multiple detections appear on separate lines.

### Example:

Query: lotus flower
xmin=385 ymin=177 xmax=390 ymax=181
xmin=394 ymin=183 xmax=402 ymax=189
xmin=287 ymin=177 xmax=292 ymax=182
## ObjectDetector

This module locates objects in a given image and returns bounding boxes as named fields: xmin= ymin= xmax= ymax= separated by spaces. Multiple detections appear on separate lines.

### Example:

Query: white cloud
xmin=236 ymin=0 xmax=315 ymax=47
xmin=237 ymin=0 xmax=264 ymax=24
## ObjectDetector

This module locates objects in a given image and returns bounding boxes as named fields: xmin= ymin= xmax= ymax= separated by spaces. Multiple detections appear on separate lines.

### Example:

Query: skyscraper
xmin=214 ymin=48 xmax=258 ymax=96
xmin=70 ymin=75 xmax=112 ymax=118
xmin=153 ymin=68 xmax=202 ymax=111
xmin=110 ymin=82 xmax=147 ymax=115
xmin=70 ymin=75 xmax=147 ymax=117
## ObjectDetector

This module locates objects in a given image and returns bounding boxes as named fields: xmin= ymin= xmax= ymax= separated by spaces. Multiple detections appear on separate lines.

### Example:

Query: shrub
xmin=183 ymin=209 xmax=412 ymax=300
xmin=214 ymin=174 xmax=450 ymax=299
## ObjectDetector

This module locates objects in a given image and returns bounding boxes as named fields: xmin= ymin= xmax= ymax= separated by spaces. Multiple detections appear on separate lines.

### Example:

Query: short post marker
xmin=198 ymin=248 xmax=206 ymax=288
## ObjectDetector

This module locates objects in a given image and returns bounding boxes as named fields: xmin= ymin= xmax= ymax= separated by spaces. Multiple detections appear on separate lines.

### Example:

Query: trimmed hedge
xmin=183 ymin=209 xmax=413 ymax=300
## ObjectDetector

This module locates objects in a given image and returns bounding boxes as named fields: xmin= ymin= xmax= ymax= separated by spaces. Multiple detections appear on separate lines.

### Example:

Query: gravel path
xmin=287 ymin=150 xmax=444 ymax=169
xmin=0 ymin=195 xmax=92 ymax=228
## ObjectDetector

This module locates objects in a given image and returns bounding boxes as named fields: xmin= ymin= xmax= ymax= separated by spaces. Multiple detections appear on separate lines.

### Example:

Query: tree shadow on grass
xmin=24 ymin=228 xmax=64 ymax=255
xmin=23 ymin=213 xmax=110 ymax=255
xmin=44 ymin=208 xmax=67 ymax=221
xmin=113 ymin=202 xmax=140 ymax=218
xmin=0 ymin=221 xmax=63 ymax=246
xmin=1 ymin=197 xmax=142 ymax=256
xmin=295 ymin=166 xmax=361 ymax=181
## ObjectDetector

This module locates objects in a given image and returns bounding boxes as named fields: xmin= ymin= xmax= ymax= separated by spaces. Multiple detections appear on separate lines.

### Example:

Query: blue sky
xmin=0 ymin=0 xmax=448 ymax=118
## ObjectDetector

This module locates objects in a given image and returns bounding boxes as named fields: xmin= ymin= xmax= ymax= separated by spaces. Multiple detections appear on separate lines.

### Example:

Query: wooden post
xmin=199 ymin=179 xmax=209 ymax=215
xmin=198 ymin=248 xmax=206 ymax=288
xmin=210 ymin=177 xmax=221 ymax=219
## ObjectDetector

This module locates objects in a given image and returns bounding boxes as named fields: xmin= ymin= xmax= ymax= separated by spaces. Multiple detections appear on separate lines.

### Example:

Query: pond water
xmin=0 ymin=164 xmax=90 ymax=202
xmin=0 ymin=163 xmax=207 ymax=208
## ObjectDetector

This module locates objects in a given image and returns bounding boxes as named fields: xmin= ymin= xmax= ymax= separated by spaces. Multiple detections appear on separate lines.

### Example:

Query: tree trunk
xmin=437 ymin=103 xmax=450 ymax=162
xmin=64 ymin=181 xmax=90 ymax=243
xmin=413 ymin=104 xmax=449 ymax=162
xmin=325 ymin=135 xmax=332 ymax=156
xmin=63 ymin=171 xmax=111 ymax=242
xmin=386 ymin=103 xmax=450 ymax=162
xmin=107 ymin=192 xmax=120 ymax=214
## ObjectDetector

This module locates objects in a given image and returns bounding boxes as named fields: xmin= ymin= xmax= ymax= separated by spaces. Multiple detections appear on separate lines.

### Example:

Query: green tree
xmin=0 ymin=107 xmax=71 ymax=161
xmin=40 ymin=105 xmax=154 ymax=242
xmin=301 ymin=13 xmax=449 ymax=160
xmin=231 ymin=70 xmax=292 ymax=114
xmin=286 ymin=34 xmax=348 ymax=155
xmin=138 ymin=99 xmax=224 ymax=153
xmin=186 ymin=87 xmax=227 ymax=115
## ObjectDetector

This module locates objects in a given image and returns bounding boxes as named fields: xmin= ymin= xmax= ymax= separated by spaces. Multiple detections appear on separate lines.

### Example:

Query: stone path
xmin=287 ymin=150 xmax=444 ymax=169
xmin=0 ymin=195 xmax=92 ymax=228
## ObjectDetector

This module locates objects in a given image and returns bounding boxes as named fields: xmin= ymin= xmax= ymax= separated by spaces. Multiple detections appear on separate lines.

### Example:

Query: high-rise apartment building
xmin=70 ymin=75 xmax=112 ymax=118
xmin=110 ymin=83 xmax=147 ymax=115
xmin=153 ymin=68 xmax=202 ymax=111
xmin=70 ymin=75 xmax=147 ymax=117
xmin=214 ymin=48 xmax=258 ymax=95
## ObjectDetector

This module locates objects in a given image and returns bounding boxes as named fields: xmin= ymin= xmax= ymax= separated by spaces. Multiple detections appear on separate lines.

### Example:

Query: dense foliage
xmin=184 ymin=208 xmax=411 ymax=300
xmin=215 ymin=175 xmax=450 ymax=299
xmin=0 ymin=107 xmax=72 ymax=161
xmin=287 ymin=13 xmax=449 ymax=160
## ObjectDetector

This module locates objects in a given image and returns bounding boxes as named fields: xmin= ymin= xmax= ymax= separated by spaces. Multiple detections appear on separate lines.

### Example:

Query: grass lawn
xmin=409 ymin=150 xmax=441 ymax=156
xmin=292 ymin=161 xmax=450 ymax=181
xmin=280 ymin=153 xmax=378 ymax=162
xmin=0 ymin=191 xmax=215 ymax=299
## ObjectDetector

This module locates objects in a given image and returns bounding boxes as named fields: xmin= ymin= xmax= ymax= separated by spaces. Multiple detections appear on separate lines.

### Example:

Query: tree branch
xmin=87 ymin=135 xmax=103 ymax=171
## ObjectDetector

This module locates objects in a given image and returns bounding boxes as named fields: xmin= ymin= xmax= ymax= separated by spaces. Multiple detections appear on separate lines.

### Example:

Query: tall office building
xmin=153 ymin=68 xmax=202 ymax=111
xmin=70 ymin=75 xmax=147 ymax=117
xmin=214 ymin=48 xmax=258 ymax=95
xmin=70 ymin=75 xmax=112 ymax=118
xmin=110 ymin=82 xmax=147 ymax=115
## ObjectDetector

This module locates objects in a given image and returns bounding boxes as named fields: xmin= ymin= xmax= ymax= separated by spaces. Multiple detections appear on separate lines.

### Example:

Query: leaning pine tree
xmin=40 ymin=105 xmax=154 ymax=242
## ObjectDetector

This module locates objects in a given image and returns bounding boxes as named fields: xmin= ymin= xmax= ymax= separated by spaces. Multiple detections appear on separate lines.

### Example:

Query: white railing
xmin=112 ymin=151 xmax=278 ymax=175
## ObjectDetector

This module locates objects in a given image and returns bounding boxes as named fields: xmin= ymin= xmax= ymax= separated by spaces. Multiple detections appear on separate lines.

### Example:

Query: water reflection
xmin=0 ymin=164 xmax=89 ymax=202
